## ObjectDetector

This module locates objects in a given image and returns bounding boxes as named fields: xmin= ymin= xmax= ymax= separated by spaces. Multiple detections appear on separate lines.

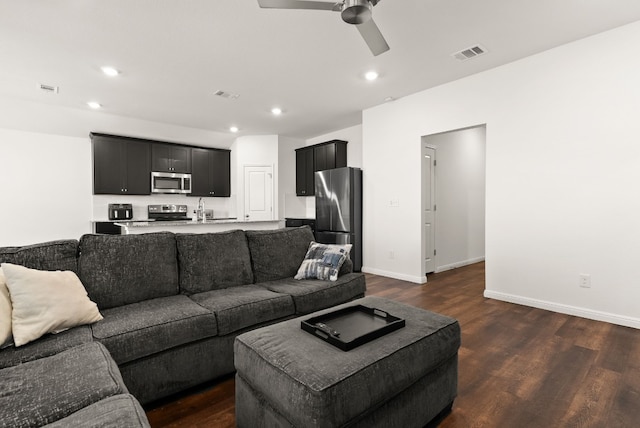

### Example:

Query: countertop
xmin=114 ymin=218 xmax=235 ymax=227
xmin=110 ymin=218 xmax=283 ymax=227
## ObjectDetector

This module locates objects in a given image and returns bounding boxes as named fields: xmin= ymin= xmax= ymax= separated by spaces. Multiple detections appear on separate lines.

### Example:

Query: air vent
xmin=38 ymin=83 xmax=59 ymax=93
xmin=213 ymin=90 xmax=239 ymax=100
xmin=452 ymin=45 xmax=487 ymax=61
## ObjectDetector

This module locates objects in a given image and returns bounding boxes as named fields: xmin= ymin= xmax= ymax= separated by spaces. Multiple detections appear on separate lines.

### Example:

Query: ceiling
xmin=3 ymin=0 xmax=640 ymax=144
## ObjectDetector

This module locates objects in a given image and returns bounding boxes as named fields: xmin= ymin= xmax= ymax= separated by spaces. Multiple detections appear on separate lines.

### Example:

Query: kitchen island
xmin=93 ymin=219 xmax=283 ymax=235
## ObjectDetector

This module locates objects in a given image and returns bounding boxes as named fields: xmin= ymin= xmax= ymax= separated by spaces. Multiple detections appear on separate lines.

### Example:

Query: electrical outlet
xmin=389 ymin=250 xmax=395 ymax=259
xmin=389 ymin=199 xmax=400 ymax=207
xmin=579 ymin=274 xmax=591 ymax=288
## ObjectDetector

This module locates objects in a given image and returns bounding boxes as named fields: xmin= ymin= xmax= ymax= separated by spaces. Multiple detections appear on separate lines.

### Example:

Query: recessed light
xmin=101 ymin=66 xmax=120 ymax=77
xmin=365 ymin=71 xmax=379 ymax=81
xmin=87 ymin=101 xmax=102 ymax=109
xmin=229 ymin=126 xmax=239 ymax=133
xmin=271 ymin=107 xmax=282 ymax=116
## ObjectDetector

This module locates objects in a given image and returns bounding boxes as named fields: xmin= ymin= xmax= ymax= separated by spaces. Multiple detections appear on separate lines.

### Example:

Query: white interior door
xmin=423 ymin=147 xmax=436 ymax=274
xmin=244 ymin=166 xmax=274 ymax=221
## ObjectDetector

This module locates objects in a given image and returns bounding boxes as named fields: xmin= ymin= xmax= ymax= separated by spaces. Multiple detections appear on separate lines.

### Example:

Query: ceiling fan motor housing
xmin=341 ymin=0 xmax=373 ymax=25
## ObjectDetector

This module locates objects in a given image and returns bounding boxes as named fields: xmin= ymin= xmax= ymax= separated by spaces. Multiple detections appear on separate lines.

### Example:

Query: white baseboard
xmin=361 ymin=266 xmax=427 ymax=284
xmin=484 ymin=290 xmax=640 ymax=330
xmin=435 ymin=256 xmax=485 ymax=273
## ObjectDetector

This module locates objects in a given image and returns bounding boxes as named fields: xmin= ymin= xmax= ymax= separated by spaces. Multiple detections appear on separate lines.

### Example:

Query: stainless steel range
xmin=147 ymin=204 xmax=192 ymax=221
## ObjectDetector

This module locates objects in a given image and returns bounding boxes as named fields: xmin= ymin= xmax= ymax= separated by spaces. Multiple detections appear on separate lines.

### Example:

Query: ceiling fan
xmin=257 ymin=0 xmax=390 ymax=56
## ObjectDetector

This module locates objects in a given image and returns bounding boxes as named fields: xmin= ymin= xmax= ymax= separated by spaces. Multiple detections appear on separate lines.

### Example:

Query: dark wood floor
xmin=146 ymin=263 xmax=640 ymax=427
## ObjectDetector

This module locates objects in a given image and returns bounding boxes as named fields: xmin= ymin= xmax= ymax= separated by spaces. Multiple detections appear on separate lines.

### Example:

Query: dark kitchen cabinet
xmin=190 ymin=148 xmax=231 ymax=197
xmin=314 ymin=140 xmax=347 ymax=172
xmin=295 ymin=140 xmax=347 ymax=196
xmin=285 ymin=218 xmax=316 ymax=238
xmin=152 ymin=144 xmax=191 ymax=173
xmin=296 ymin=147 xmax=314 ymax=196
xmin=92 ymin=134 xmax=151 ymax=195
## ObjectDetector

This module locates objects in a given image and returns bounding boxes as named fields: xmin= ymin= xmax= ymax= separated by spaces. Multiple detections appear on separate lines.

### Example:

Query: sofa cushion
xmin=0 ymin=239 xmax=79 ymax=273
xmin=91 ymin=295 xmax=217 ymax=365
xmin=44 ymin=394 xmax=150 ymax=428
xmin=259 ymin=273 xmax=366 ymax=315
xmin=78 ymin=232 xmax=179 ymax=309
xmin=245 ymin=226 xmax=315 ymax=283
xmin=0 ymin=342 xmax=128 ymax=428
xmin=2 ymin=263 xmax=103 ymax=347
xmin=190 ymin=285 xmax=295 ymax=335
xmin=176 ymin=230 xmax=254 ymax=294
xmin=0 ymin=325 xmax=93 ymax=370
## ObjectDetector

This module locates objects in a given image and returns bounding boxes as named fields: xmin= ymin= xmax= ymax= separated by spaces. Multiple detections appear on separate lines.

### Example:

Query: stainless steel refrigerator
xmin=315 ymin=167 xmax=363 ymax=272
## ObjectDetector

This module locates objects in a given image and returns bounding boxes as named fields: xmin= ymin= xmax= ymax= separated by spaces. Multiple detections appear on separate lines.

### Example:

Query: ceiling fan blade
xmin=257 ymin=0 xmax=342 ymax=11
xmin=355 ymin=18 xmax=389 ymax=56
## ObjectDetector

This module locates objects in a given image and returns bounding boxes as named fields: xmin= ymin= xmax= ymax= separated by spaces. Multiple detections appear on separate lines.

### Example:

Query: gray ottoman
xmin=234 ymin=296 xmax=460 ymax=428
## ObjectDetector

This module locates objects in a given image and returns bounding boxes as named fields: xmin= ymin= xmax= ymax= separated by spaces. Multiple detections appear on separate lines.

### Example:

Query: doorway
xmin=422 ymin=125 xmax=486 ymax=276
xmin=422 ymin=146 xmax=436 ymax=274
xmin=244 ymin=165 xmax=274 ymax=221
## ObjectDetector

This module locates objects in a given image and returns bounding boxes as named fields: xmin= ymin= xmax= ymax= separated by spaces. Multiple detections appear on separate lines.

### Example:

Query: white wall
xmin=307 ymin=124 xmax=363 ymax=168
xmin=278 ymin=136 xmax=307 ymax=218
xmin=0 ymin=128 xmax=92 ymax=245
xmin=92 ymin=194 xmax=233 ymax=222
xmin=231 ymin=135 xmax=280 ymax=220
xmin=0 ymin=99 xmax=236 ymax=246
xmin=363 ymin=21 xmax=640 ymax=328
xmin=425 ymin=126 xmax=486 ymax=273
xmin=0 ymin=97 xmax=233 ymax=148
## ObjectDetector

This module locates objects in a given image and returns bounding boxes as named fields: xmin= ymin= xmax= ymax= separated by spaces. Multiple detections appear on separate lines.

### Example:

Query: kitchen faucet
xmin=196 ymin=198 xmax=205 ymax=222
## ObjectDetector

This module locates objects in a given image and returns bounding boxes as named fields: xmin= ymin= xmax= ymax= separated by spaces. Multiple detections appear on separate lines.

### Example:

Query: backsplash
xmin=92 ymin=194 xmax=236 ymax=221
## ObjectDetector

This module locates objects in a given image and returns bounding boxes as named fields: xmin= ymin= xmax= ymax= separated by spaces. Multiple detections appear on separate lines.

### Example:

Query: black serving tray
xmin=301 ymin=305 xmax=405 ymax=351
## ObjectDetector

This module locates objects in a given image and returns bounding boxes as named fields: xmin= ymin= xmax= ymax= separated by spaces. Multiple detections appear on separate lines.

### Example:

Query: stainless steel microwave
xmin=151 ymin=172 xmax=192 ymax=194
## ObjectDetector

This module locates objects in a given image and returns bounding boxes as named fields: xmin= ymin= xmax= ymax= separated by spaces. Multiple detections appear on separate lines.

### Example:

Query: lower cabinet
xmin=285 ymin=218 xmax=316 ymax=239
xmin=191 ymin=148 xmax=231 ymax=197
xmin=94 ymin=222 xmax=122 ymax=235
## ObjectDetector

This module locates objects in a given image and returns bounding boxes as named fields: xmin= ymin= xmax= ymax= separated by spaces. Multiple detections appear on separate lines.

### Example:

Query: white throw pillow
xmin=1 ymin=263 xmax=103 ymax=347
xmin=0 ymin=267 xmax=13 ymax=347
xmin=294 ymin=242 xmax=352 ymax=282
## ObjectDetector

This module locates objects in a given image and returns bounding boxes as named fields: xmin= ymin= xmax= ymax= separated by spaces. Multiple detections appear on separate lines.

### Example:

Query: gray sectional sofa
xmin=0 ymin=226 xmax=366 ymax=427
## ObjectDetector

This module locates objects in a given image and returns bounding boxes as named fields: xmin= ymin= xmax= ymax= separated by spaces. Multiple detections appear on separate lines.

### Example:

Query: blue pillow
xmin=294 ymin=242 xmax=352 ymax=281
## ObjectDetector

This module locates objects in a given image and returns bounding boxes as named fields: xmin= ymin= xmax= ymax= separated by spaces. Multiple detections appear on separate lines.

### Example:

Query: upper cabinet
xmin=92 ymin=134 xmax=151 ymax=195
xmin=190 ymin=148 xmax=231 ymax=197
xmin=296 ymin=147 xmax=315 ymax=196
xmin=314 ymin=140 xmax=347 ymax=172
xmin=92 ymin=133 xmax=230 ymax=197
xmin=152 ymin=144 xmax=191 ymax=173
xmin=295 ymin=140 xmax=347 ymax=196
